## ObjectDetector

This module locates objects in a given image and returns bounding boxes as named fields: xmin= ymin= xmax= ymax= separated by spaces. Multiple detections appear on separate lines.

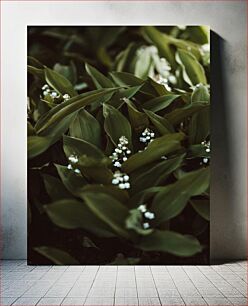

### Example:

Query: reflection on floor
xmin=1 ymin=260 xmax=247 ymax=305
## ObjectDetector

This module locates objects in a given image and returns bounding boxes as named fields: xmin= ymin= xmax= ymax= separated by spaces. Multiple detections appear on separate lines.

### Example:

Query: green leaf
xmin=69 ymin=109 xmax=101 ymax=148
xmin=152 ymin=167 xmax=210 ymax=224
xmin=110 ymin=72 xmax=144 ymax=87
xmin=55 ymin=164 xmax=88 ymax=196
xmin=141 ymin=26 xmax=176 ymax=69
xmin=165 ymin=103 xmax=209 ymax=125
xmin=125 ymin=209 xmax=153 ymax=235
xmin=53 ymin=62 xmax=77 ymax=85
xmin=176 ymin=49 xmax=207 ymax=86
xmin=28 ymin=65 xmax=44 ymax=79
xmin=137 ymin=230 xmax=202 ymax=256
xmin=131 ymin=155 xmax=185 ymax=193
xmin=63 ymin=136 xmax=112 ymax=184
xmin=191 ymin=84 xmax=210 ymax=104
xmin=109 ymin=85 xmax=142 ymax=109
xmin=80 ymin=192 xmax=131 ymax=239
xmin=144 ymin=109 xmax=174 ymax=135
xmin=44 ymin=198 xmax=115 ymax=237
xmin=188 ymin=144 xmax=210 ymax=159
xmin=85 ymin=63 xmax=114 ymax=88
xmin=43 ymin=174 xmax=72 ymax=201
xmin=126 ymin=99 xmax=149 ymax=131
xmin=82 ymin=184 xmax=129 ymax=204
xmin=36 ymin=88 xmax=117 ymax=134
xmin=45 ymin=67 xmax=77 ymax=97
xmin=142 ymin=94 xmax=180 ymax=112
xmin=190 ymin=199 xmax=210 ymax=221
xmin=34 ymin=246 xmax=79 ymax=264
xmin=63 ymin=135 xmax=104 ymax=160
xmin=189 ymin=84 xmax=210 ymax=144
xmin=134 ymin=47 xmax=153 ymax=79
xmin=103 ymin=104 xmax=132 ymax=146
xmin=189 ymin=108 xmax=210 ymax=144
xmin=122 ymin=133 xmax=184 ymax=173
xmin=28 ymin=136 xmax=52 ymax=159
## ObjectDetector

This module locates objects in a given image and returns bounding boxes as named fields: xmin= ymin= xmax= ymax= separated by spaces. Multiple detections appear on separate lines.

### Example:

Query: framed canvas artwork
xmin=27 ymin=26 xmax=210 ymax=265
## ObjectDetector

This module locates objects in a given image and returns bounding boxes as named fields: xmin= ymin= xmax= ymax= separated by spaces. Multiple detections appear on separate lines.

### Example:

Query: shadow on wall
xmin=210 ymin=31 xmax=246 ymax=263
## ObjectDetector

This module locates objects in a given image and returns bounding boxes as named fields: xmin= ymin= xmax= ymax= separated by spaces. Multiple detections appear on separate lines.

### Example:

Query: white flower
xmin=203 ymin=157 xmax=209 ymax=164
xmin=144 ymin=212 xmax=155 ymax=220
xmin=143 ymin=222 xmax=150 ymax=229
xmin=68 ymin=154 xmax=78 ymax=164
xmin=42 ymin=84 xmax=49 ymax=90
xmin=63 ymin=94 xmax=70 ymax=101
xmin=112 ymin=178 xmax=119 ymax=185
xmin=67 ymin=164 xmax=73 ymax=170
xmin=74 ymin=168 xmax=81 ymax=174
xmin=51 ymin=91 xmax=58 ymax=98
xmin=114 ymin=161 xmax=121 ymax=168
xmin=138 ymin=205 xmax=147 ymax=213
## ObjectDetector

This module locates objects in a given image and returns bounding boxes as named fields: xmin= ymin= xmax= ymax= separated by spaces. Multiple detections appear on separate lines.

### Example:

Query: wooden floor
xmin=1 ymin=260 xmax=247 ymax=305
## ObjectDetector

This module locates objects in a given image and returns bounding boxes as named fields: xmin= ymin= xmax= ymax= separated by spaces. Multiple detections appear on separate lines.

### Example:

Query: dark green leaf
xmin=28 ymin=136 xmax=52 ymax=159
xmin=43 ymin=174 xmax=72 ymax=201
xmin=125 ymin=209 xmax=153 ymax=235
xmin=126 ymin=99 xmax=149 ymax=131
xmin=45 ymin=67 xmax=77 ymax=97
xmin=122 ymin=133 xmax=184 ymax=173
xmin=144 ymin=109 xmax=174 ymax=135
xmin=165 ymin=103 xmax=209 ymax=125
xmin=190 ymin=199 xmax=210 ymax=221
xmin=191 ymin=84 xmax=210 ymax=104
xmin=103 ymin=104 xmax=132 ymax=146
xmin=36 ymin=88 xmax=117 ymax=134
xmin=34 ymin=246 xmax=79 ymax=264
xmin=85 ymin=63 xmax=114 ymax=88
xmin=55 ymin=164 xmax=88 ymax=196
xmin=131 ymin=155 xmax=185 ymax=193
xmin=152 ymin=167 xmax=210 ymax=224
xmin=69 ymin=109 xmax=101 ymax=148
xmin=110 ymin=72 xmax=144 ymax=87
xmin=137 ymin=230 xmax=202 ymax=256
xmin=142 ymin=94 xmax=180 ymax=112
xmin=44 ymin=199 xmax=115 ymax=237
xmin=176 ymin=49 xmax=207 ymax=86
xmin=80 ymin=192 xmax=131 ymax=239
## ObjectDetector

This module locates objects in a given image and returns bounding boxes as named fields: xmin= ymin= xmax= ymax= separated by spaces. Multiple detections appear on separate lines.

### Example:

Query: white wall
xmin=1 ymin=1 xmax=247 ymax=260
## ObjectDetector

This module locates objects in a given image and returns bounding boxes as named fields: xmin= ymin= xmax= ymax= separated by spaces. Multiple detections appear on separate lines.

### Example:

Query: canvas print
xmin=28 ymin=26 xmax=210 ymax=265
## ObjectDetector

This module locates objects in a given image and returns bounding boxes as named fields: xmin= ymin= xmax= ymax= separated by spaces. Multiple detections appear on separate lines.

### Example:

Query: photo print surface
xmin=28 ymin=26 xmax=210 ymax=265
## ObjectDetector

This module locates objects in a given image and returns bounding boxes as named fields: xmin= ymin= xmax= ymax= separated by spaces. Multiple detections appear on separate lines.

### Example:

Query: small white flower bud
xmin=138 ymin=205 xmax=147 ymax=213
xmin=143 ymin=222 xmax=150 ymax=229
xmin=124 ymin=182 xmax=130 ymax=189
xmin=123 ymin=175 xmax=129 ymax=181
xmin=112 ymin=178 xmax=119 ymax=185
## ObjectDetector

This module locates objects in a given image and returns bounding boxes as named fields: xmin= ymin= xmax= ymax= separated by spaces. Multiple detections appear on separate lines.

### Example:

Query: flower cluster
xmin=110 ymin=136 xmax=132 ymax=190
xmin=112 ymin=171 xmax=130 ymax=190
xmin=42 ymin=84 xmax=71 ymax=101
xmin=67 ymin=154 xmax=81 ymax=174
xmin=42 ymin=84 xmax=60 ymax=99
xmin=138 ymin=204 xmax=155 ymax=229
xmin=201 ymin=140 xmax=210 ymax=165
xmin=110 ymin=136 xmax=131 ymax=168
xmin=139 ymin=128 xmax=155 ymax=147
